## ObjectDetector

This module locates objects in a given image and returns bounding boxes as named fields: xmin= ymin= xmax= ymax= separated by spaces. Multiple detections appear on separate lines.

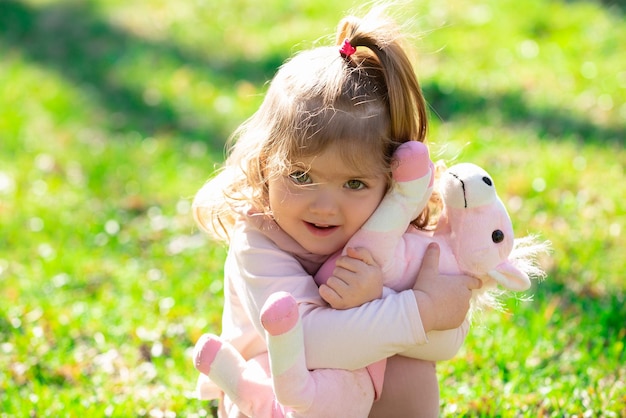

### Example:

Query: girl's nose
xmin=309 ymin=189 xmax=338 ymax=215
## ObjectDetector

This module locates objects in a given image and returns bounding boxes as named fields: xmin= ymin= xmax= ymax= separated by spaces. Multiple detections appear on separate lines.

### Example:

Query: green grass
xmin=0 ymin=0 xmax=624 ymax=416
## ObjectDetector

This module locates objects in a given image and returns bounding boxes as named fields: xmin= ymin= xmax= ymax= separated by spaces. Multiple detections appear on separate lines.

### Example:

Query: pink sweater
xmin=197 ymin=208 xmax=468 ymax=400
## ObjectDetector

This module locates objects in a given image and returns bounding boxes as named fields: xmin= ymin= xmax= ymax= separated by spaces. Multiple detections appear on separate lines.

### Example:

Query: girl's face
xmin=268 ymin=144 xmax=388 ymax=256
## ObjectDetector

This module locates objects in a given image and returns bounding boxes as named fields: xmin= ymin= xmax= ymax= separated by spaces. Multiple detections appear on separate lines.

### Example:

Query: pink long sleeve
xmin=221 ymin=218 xmax=431 ymax=371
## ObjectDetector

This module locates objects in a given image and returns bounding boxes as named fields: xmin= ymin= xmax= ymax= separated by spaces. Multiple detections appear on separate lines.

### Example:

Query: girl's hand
xmin=412 ymin=243 xmax=482 ymax=332
xmin=319 ymin=247 xmax=384 ymax=310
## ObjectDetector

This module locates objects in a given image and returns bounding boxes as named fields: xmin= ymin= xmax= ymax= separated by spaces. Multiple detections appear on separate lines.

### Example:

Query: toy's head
xmin=440 ymin=163 xmax=531 ymax=292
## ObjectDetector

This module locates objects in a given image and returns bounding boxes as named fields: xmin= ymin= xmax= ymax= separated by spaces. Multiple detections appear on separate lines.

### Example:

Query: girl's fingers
xmin=345 ymin=247 xmax=376 ymax=266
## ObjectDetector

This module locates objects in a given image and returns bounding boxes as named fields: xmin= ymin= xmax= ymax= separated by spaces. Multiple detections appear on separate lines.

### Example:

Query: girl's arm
xmin=298 ymin=291 xmax=427 ymax=370
xmin=228 ymin=220 xmax=478 ymax=370
xmin=227 ymin=224 xmax=429 ymax=371
xmin=399 ymin=319 xmax=470 ymax=361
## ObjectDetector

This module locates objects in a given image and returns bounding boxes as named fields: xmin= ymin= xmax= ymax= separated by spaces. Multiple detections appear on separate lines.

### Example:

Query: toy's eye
xmin=482 ymin=176 xmax=493 ymax=186
xmin=492 ymin=230 xmax=504 ymax=243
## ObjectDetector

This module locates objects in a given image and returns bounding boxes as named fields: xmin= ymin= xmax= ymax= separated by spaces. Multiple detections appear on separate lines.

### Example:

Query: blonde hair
xmin=194 ymin=7 xmax=430 ymax=242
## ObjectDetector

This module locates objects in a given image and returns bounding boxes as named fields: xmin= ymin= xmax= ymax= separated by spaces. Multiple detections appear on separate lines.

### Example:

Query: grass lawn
xmin=0 ymin=0 xmax=624 ymax=416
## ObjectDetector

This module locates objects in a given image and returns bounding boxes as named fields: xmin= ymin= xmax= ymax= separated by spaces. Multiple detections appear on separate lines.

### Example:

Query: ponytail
xmin=335 ymin=9 xmax=435 ymax=229
xmin=335 ymin=10 xmax=428 ymax=143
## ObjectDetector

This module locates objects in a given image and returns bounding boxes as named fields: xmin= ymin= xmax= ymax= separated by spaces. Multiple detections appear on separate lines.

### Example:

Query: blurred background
xmin=0 ymin=0 xmax=624 ymax=416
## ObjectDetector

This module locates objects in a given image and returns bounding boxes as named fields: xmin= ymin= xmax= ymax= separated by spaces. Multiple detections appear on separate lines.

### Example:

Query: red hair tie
xmin=339 ymin=38 xmax=356 ymax=58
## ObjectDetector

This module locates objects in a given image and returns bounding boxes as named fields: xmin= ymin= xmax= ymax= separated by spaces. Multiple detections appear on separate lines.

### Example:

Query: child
xmin=192 ymin=6 xmax=480 ymax=417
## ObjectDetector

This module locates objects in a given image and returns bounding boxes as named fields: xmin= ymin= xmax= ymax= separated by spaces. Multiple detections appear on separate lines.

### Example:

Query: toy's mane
xmin=510 ymin=235 xmax=551 ymax=282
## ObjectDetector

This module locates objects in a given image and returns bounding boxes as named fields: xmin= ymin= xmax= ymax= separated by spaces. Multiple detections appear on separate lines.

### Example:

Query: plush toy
xmin=194 ymin=141 xmax=546 ymax=417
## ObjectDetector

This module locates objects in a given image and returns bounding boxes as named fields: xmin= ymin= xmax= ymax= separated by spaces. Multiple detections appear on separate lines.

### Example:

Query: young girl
xmin=192 ymin=6 xmax=480 ymax=417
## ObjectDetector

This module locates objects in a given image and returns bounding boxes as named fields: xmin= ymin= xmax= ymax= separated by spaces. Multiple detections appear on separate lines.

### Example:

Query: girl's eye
xmin=345 ymin=179 xmax=365 ymax=190
xmin=289 ymin=171 xmax=311 ymax=185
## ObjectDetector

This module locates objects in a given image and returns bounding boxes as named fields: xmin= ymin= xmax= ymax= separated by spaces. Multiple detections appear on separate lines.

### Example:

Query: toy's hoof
xmin=392 ymin=141 xmax=430 ymax=182
xmin=261 ymin=291 xmax=299 ymax=336
xmin=193 ymin=334 xmax=222 ymax=375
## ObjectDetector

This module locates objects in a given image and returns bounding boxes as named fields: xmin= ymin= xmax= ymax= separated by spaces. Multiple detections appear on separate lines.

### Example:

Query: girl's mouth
xmin=304 ymin=222 xmax=338 ymax=236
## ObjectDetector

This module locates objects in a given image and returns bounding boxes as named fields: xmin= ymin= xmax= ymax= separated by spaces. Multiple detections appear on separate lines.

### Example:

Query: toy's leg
xmin=261 ymin=292 xmax=374 ymax=418
xmin=260 ymin=292 xmax=313 ymax=411
xmin=392 ymin=141 xmax=432 ymax=182
xmin=389 ymin=140 xmax=435 ymax=220
xmin=194 ymin=334 xmax=245 ymax=404
xmin=193 ymin=334 xmax=286 ymax=418
xmin=354 ymin=141 xmax=433 ymax=235
xmin=341 ymin=141 xmax=433 ymax=284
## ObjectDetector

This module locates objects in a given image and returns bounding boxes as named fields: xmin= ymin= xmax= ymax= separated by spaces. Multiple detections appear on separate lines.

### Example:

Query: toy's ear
xmin=488 ymin=261 xmax=531 ymax=291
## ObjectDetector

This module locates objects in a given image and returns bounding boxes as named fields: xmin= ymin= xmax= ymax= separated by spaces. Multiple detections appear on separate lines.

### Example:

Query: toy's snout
xmin=489 ymin=261 xmax=532 ymax=291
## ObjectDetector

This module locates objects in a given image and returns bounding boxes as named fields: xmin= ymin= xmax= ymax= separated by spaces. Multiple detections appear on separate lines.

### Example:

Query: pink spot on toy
xmin=261 ymin=292 xmax=300 ymax=336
